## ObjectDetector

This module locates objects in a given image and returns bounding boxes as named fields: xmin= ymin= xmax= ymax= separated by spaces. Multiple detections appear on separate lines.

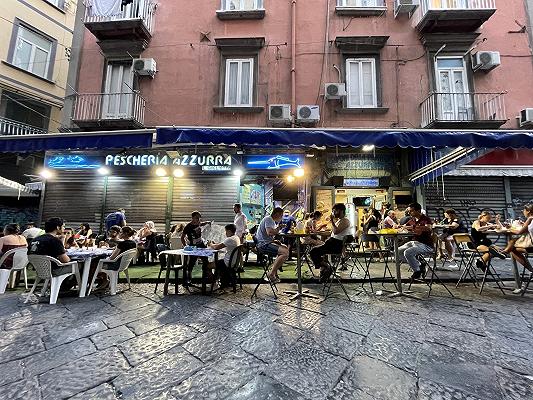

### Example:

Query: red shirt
xmin=406 ymin=214 xmax=434 ymax=247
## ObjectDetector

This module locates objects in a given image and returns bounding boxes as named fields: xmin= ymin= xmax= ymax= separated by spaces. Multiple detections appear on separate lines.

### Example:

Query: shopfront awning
xmin=156 ymin=126 xmax=533 ymax=149
xmin=0 ymin=129 xmax=154 ymax=153
xmin=0 ymin=176 xmax=38 ymax=197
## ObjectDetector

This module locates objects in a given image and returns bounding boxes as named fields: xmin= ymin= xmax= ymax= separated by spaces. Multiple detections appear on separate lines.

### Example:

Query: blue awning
xmin=156 ymin=126 xmax=533 ymax=149
xmin=0 ymin=130 xmax=154 ymax=153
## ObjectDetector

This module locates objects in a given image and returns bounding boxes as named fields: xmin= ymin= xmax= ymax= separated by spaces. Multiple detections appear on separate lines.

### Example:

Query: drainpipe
xmin=291 ymin=0 xmax=297 ymax=126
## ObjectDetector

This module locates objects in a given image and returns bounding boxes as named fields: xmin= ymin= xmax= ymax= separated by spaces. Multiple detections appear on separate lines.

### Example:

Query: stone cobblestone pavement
xmin=1 ymin=281 xmax=533 ymax=400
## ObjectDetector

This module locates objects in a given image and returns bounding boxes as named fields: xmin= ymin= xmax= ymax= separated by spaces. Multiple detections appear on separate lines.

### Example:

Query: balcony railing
xmin=72 ymin=93 xmax=146 ymax=128
xmin=84 ymin=0 xmax=156 ymax=38
xmin=336 ymin=0 xmax=387 ymax=15
xmin=420 ymin=92 xmax=506 ymax=128
xmin=0 ymin=116 xmax=48 ymax=136
xmin=413 ymin=0 xmax=496 ymax=32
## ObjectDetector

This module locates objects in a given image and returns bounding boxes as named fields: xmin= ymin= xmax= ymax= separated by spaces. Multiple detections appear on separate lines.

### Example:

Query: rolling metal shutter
xmin=424 ymin=176 xmax=507 ymax=229
xmin=509 ymin=177 xmax=533 ymax=217
xmin=172 ymin=175 xmax=239 ymax=225
xmin=42 ymin=171 xmax=105 ymax=229
xmin=104 ymin=173 xmax=168 ymax=229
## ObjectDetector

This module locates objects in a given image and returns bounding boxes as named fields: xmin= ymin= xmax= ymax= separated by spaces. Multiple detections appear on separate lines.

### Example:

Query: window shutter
xmin=348 ymin=61 xmax=361 ymax=107
xmin=361 ymin=61 xmax=374 ymax=106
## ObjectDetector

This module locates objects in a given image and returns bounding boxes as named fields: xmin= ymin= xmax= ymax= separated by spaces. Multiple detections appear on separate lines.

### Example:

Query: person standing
xmin=104 ymin=209 xmax=127 ymax=233
xmin=256 ymin=207 xmax=289 ymax=283
xmin=233 ymin=203 xmax=247 ymax=240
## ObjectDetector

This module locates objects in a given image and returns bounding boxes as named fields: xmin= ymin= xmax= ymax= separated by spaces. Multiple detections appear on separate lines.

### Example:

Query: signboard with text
xmin=343 ymin=178 xmax=380 ymax=187
xmin=244 ymin=154 xmax=304 ymax=170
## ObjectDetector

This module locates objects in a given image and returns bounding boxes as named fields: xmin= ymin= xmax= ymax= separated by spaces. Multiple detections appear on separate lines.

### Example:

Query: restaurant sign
xmin=343 ymin=178 xmax=380 ymax=187
xmin=244 ymin=155 xmax=304 ymax=170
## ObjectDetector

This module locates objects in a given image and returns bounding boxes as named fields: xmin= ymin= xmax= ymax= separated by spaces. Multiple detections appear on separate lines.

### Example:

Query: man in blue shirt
xmin=104 ymin=209 xmax=126 ymax=233
xmin=281 ymin=210 xmax=296 ymax=234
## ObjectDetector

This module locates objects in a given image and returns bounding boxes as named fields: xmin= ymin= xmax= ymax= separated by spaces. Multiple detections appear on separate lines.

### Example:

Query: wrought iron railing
xmin=84 ymin=0 xmax=156 ymax=34
xmin=420 ymin=92 xmax=506 ymax=127
xmin=0 ymin=116 xmax=48 ymax=135
xmin=72 ymin=92 xmax=146 ymax=125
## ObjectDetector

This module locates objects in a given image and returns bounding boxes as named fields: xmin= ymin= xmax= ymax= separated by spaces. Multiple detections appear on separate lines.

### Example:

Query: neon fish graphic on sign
xmin=246 ymin=155 xmax=303 ymax=170
xmin=46 ymin=155 xmax=101 ymax=169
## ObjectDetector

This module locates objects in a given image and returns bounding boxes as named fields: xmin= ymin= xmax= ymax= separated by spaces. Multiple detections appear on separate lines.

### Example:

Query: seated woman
xmin=470 ymin=211 xmax=507 ymax=270
xmin=101 ymin=225 xmax=121 ymax=248
xmin=437 ymin=208 xmax=467 ymax=261
xmin=64 ymin=234 xmax=79 ymax=249
xmin=0 ymin=224 xmax=27 ymax=269
xmin=302 ymin=211 xmax=327 ymax=247
xmin=135 ymin=221 xmax=157 ymax=262
xmin=382 ymin=210 xmax=398 ymax=229
xmin=75 ymin=223 xmax=93 ymax=247
xmin=501 ymin=205 xmax=533 ymax=283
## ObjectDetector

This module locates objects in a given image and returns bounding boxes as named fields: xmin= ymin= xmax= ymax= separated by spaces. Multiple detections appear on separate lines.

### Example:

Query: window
xmin=337 ymin=0 xmax=383 ymax=7
xmin=45 ymin=0 xmax=61 ymax=7
xmin=221 ymin=0 xmax=263 ymax=11
xmin=12 ymin=25 xmax=53 ymax=79
xmin=346 ymin=58 xmax=377 ymax=108
xmin=224 ymin=58 xmax=254 ymax=107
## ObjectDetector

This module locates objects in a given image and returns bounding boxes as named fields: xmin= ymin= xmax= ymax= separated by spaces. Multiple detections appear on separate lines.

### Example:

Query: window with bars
xmin=346 ymin=58 xmax=377 ymax=108
xmin=224 ymin=58 xmax=254 ymax=107
xmin=221 ymin=0 xmax=263 ymax=11
xmin=12 ymin=25 xmax=53 ymax=79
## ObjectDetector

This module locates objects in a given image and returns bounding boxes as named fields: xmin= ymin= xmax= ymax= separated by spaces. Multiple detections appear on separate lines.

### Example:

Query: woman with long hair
xmin=502 ymin=205 xmax=533 ymax=283
xmin=0 ymin=224 xmax=27 ymax=269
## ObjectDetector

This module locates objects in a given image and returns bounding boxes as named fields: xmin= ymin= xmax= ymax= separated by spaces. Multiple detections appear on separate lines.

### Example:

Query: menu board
xmin=314 ymin=188 xmax=334 ymax=214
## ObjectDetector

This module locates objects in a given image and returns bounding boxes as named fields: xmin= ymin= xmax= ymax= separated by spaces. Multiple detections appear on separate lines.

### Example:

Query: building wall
xmin=0 ymin=0 xmax=78 ymax=132
xmin=75 ymin=0 xmax=533 ymax=129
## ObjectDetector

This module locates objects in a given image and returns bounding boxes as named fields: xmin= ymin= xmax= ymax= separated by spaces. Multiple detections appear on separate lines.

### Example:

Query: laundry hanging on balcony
xmin=87 ymin=0 xmax=122 ymax=17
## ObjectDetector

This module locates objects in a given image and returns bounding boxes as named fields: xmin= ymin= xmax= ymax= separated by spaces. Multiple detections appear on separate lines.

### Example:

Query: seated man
xmin=181 ymin=211 xmax=211 ymax=281
xmin=399 ymin=202 xmax=434 ymax=279
xmin=310 ymin=203 xmax=352 ymax=282
xmin=209 ymin=224 xmax=241 ymax=287
xmin=256 ymin=207 xmax=289 ymax=283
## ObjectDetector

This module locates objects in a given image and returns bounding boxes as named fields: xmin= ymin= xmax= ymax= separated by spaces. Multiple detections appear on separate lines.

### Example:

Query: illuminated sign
xmin=45 ymin=154 xmax=102 ymax=169
xmin=343 ymin=178 xmax=380 ymax=187
xmin=245 ymin=155 xmax=304 ymax=170
xmin=105 ymin=154 xmax=232 ymax=171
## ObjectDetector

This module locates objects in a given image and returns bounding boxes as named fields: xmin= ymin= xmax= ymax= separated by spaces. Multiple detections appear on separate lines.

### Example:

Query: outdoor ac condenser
xmin=473 ymin=51 xmax=501 ymax=72
xmin=519 ymin=108 xmax=533 ymax=128
xmin=268 ymin=104 xmax=291 ymax=125
xmin=133 ymin=58 xmax=157 ymax=78
xmin=324 ymin=83 xmax=347 ymax=100
xmin=296 ymin=105 xmax=320 ymax=123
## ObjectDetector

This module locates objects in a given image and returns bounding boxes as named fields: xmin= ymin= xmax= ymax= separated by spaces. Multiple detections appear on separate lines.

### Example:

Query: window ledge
xmin=216 ymin=9 xmax=266 ymax=20
xmin=1 ymin=61 xmax=55 ymax=84
xmin=214 ymin=106 xmax=264 ymax=114
xmin=335 ymin=6 xmax=387 ymax=16
xmin=336 ymin=107 xmax=389 ymax=114
xmin=43 ymin=1 xmax=66 ymax=14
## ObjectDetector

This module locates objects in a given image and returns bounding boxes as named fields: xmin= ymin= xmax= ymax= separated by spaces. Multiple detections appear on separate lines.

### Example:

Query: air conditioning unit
xmin=269 ymin=104 xmax=291 ymax=125
xmin=133 ymin=58 xmax=157 ymax=77
xmin=519 ymin=108 xmax=533 ymax=128
xmin=324 ymin=83 xmax=347 ymax=100
xmin=296 ymin=105 xmax=320 ymax=123
xmin=394 ymin=0 xmax=418 ymax=18
xmin=473 ymin=51 xmax=501 ymax=72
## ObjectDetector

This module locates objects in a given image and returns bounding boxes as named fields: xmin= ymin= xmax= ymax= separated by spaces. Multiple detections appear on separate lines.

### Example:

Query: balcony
xmin=0 ymin=116 xmax=48 ymax=135
xmin=420 ymin=92 xmax=506 ymax=129
xmin=413 ymin=0 xmax=496 ymax=33
xmin=72 ymin=93 xmax=146 ymax=130
xmin=84 ymin=0 xmax=156 ymax=45
xmin=335 ymin=0 xmax=387 ymax=16
xmin=217 ymin=0 xmax=265 ymax=19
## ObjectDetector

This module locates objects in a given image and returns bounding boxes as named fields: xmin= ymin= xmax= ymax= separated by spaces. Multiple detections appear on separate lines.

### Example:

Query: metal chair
xmin=88 ymin=248 xmax=137 ymax=295
xmin=155 ymin=246 xmax=185 ymax=294
xmin=322 ymin=237 xmax=351 ymax=300
xmin=0 ymin=247 xmax=29 ymax=294
xmin=212 ymin=245 xmax=244 ymax=294
xmin=251 ymin=245 xmax=278 ymax=299
xmin=26 ymin=255 xmax=80 ymax=304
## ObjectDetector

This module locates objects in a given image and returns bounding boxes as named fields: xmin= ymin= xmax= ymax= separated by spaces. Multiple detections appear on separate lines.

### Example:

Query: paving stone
xmin=183 ymin=328 xmax=241 ymax=363
xmin=126 ymin=309 xmax=183 ymax=335
xmin=495 ymin=366 xmax=533 ymax=400
xmin=286 ymin=298 xmax=331 ymax=315
xmin=417 ymin=342 xmax=502 ymax=400
xmin=113 ymin=347 xmax=203 ymax=400
xmin=240 ymin=322 xmax=304 ymax=361
xmin=428 ymin=310 xmax=485 ymax=335
xmin=493 ymin=351 xmax=533 ymax=376
xmin=202 ymin=299 xmax=250 ymax=316
xmin=361 ymin=328 xmax=421 ymax=372
xmin=374 ymin=309 xmax=428 ymax=336
xmin=42 ymin=320 xmax=107 ymax=349
xmin=180 ymin=307 xmax=238 ymax=333
xmin=322 ymin=308 xmax=376 ymax=336
xmin=3 ymin=307 xmax=70 ymax=331
xmin=483 ymin=311 xmax=532 ymax=343
xmin=225 ymin=374 xmax=308 ymax=400
xmin=0 ymin=325 xmax=45 ymax=348
xmin=226 ymin=310 xmax=276 ymax=336
xmin=103 ymin=304 xmax=166 ymax=329
xmin=119 ymin=323 xmax=197 ymax=366
xmin=274 ymin=307 xmax=321 ymax=330
xmin=101 ymin=294 xmax=157 ymax=312
xmin=62 ymin=297 xmax=117 ymax=314
xmin=22 ymin=338 xmax=96 ymax=377
xmin=0 ymin=359 xmax=23 ymax=387
xmin=418 ymin=379 xmax=485 ymax=400
xmin=0 ymin=376 xmax=41 ymax=400
xmin=330 ymin=356 xmax=417 ymax=400
xmin=324 ymin=298 xmax=384 ymax=316
xmin=90 ymin=325 xmax=136 ymax=350
xmin=300 ymin=320 xmax=364 ymax=360
xmin=69 ymin=383 xmax=118 ymax=400
xmin=249 ymin=300 xmax=294 ymax=316
xmin=39 ymin=347 xmax=129 ymax=400
xmin=424 ymin=324 xmax=490 ymax=356
xmin=0 ymin=335 xmax=45 ymax=363
xmin=170 ymin=348 xmax=266 ymax=400
xmin=266 ymin=341 xmax=348 ymax=400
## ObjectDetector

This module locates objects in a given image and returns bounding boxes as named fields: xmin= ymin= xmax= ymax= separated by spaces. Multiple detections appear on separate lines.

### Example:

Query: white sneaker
xmin=445 ymin=263 xmax=460 ymax=271
xmin=512 ymin=288 xmax=524 ymax=294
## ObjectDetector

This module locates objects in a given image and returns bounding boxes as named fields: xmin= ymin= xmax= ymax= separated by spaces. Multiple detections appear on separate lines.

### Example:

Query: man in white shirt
xmin=256 ymin=207 xmax=289 ymax=283
xmin=209 ymin=224 xmax=241 ymax=288
xmin=233 ymin=203 xmax=247 ymax=240
xmin=22 ymin=222 xmax=44 ymax=240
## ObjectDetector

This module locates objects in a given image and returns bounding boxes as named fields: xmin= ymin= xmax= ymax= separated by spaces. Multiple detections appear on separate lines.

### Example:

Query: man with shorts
xmin=256 ymin=207 xmax=289 ymax=283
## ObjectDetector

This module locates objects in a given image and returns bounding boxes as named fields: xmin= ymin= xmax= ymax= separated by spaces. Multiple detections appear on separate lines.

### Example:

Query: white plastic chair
xmin=0 ymin=247 xmax=29 ymax=294
xmin=26 ymin=255 xmax=80 ymax=304
xmin=88 ymin=248 xmax=137 ymax=295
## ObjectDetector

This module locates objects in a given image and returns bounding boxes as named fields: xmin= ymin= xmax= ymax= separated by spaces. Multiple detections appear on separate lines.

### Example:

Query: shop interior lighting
xmin=173 ymin=168 xmax=185 ymax=178
xmin=39 ymin=169 xmax=54 ymax=180
xmin=155 ymin=167 xmax=167 ymax=177
xmin=286 ymin=175 xmax=295 ymax=183
xmin=97 ymin=167 xmax=110 ymax=175
xmin=293 ymin=168 xmax=305 ymax=178
xmin=305 ymin=153 xmax=315 ymax=158
xmin=233 ymin=168 xmax=244 ymax=177
xmin=362 ymin=144 xmax=375 ymax=152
